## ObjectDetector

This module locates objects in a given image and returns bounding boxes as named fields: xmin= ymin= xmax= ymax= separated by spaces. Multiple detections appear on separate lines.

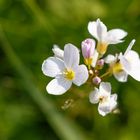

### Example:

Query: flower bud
xmin=97 ymin=42 xmax=108 ymax=55
xmin=96 ymin=59 xmax=104 ymax=69
xmin=89 ymin=69 xmax=94 ymax=75
xmin=81 ymin=38 xmax=95 ymax=59
xmin=92 ymin=76 xmax=101 ymax=85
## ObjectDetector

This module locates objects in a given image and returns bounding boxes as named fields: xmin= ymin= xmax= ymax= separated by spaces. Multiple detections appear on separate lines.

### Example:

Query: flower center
xmin=99 ymin=95 xmax=108 ymax=103
xmin=112 ymin=62 xmax=123 ymax=74
xmin=64 ymin=69 xmax=75 ymax=80
xmin=97 ymin=42 xmax=108 ymax=55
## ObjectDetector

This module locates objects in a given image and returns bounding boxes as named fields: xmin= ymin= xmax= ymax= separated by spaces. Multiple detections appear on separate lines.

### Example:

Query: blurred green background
xmin=0 ymin=0 xmax=140 ymax=140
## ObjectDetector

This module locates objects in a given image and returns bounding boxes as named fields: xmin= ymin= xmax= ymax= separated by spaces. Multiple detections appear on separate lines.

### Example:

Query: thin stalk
xmin=100 ymin=70 xmax=111 ymax=79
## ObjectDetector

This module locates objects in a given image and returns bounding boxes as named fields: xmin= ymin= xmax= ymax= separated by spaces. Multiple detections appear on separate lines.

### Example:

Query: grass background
xmin=0 ymin=0 xmax=140 ymax=140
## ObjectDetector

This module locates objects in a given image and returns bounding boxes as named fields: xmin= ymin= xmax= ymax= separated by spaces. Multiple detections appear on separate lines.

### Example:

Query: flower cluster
xmin=42 ymin=19 xmax=140 ymax=116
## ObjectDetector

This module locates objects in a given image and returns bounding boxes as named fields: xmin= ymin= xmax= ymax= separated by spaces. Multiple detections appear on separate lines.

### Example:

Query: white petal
xmin=96 ymin=19 xmax=107 ymax=42
xmin=111 ymin=94 xmax=117 ymax=101
xmin=119 ymin=54 xmax=131 ymax=71
xmin=73 ymin=65 xmax=88 ymax=86
xmin=127 ymin=65 xmax=140 ymax=81
xmin=114 ymin=71 xmax=128 ymax=82
xmin=89 ymin=88 xmax=99 ymax=104
xmin=104 ymin=54 xmax=116 ymax=64
xmin=88 ymin=21 xmax=99 ymax=40
xmin=106 ymin=29 xmax=127 ymax=44
xmin=64 ymin=44 xmax=80 ymax=68
xmin=46 ymin=77 xmax=72 ymax=95
xmin=98 ymin=102 xmax=111 ymax=116
xmin=124 ymin=39 xmax=135 ymax=56
xmin=91 ymin=50 xmax=99 ymax=67
xmin=42 ymin=57 xmax=65 ymax=77
xmin=52 ymin=45 xmax=64 ymax=59
xmin=98 ymin=94 xmax=117 ymax=116
xmin=125 ymin=51 xmax=140 ymax=81
xmin=110 ymin=94 xmax=118 ymax=110
xmin=99 ymin=82 xmax=111 ymax=96
xmin=120 ymin=50 xmax=140 ymax=81
xmin=125 ymin=50 xmax=139 ymax=65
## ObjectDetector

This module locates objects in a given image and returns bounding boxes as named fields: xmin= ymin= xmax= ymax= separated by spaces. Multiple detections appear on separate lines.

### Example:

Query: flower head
xmin=88 ymin=19 xmax=127 ymax=55
xmin=89 ymin=82 xmax=117 ymax=116
xmin=105 ymin=54 xmax=127 ymax=82
xmin=119 ymin=39 xmax=140 ymax=81
xmin=105 ymin=39 xmax=140 ymax=82
xmin=42 ymin=44 xmax=89 ymax=95
xmin=41 ymin=18 xmax=138 ymax=117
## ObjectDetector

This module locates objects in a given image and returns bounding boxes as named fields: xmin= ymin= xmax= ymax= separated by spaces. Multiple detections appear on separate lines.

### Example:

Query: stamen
xmin=64 ymin=69 xmax=75 ymax=80
xmin=112 ymin=62 xmax=123 ymax=74
xmin=99 ymin=96 xmax=108 ymax=103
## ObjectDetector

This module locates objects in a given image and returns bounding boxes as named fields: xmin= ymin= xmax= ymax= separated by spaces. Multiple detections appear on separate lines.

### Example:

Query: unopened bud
xmin=81 ymin=38 xmax=95 ymax=59
xmin=89 ymin=70 xmax=94 ymax=75
xmin=96 ymin=59 xmax=104 ymax=69
xmin=92 ymin=76 xmax=101 ymax=85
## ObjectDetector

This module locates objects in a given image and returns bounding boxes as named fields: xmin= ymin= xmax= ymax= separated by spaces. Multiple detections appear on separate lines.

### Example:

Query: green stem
xmin=100 ymin=70 xmax=111 ymax=79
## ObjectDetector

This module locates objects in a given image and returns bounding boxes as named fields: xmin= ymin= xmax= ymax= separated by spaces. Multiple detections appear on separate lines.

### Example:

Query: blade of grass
xmin=22 ymin=0 xmax=54 ymax=34
xmin=0 ymin=25 xmax=91 ymax=140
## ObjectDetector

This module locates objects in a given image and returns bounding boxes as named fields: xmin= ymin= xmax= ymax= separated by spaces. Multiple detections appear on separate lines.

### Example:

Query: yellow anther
xmin=112 ymin=62 xmax=123 ymax=74
xmin=64 ymin=69 xmax=75 ymax=80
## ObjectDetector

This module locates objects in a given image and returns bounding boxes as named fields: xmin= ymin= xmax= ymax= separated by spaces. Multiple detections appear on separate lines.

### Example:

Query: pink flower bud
xmin=81 ymin=38 xmax=95 ymax=59
xmin=97 ymin=59 xmax=104 ymax=67
xmin=92 ymin=76 xmax=101 ymax=85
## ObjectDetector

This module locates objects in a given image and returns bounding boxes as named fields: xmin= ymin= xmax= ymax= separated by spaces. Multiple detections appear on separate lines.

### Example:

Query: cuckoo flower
xmin=105 ymin=39 xmax=140 ymax=82
xmin=89 ymin=82 xmax=117 ymax=116
xmin=119 ymin=39 xmax=140 ymax=81
xmin=42 ymin=44 xmax=89 ymax=95
xmin=81 ymin=38 xmax=98 ymax=68
xmin=88 ymin=19 xmax=127 ymax=55
xmin=104 ymin=54 xmax=128 ymax=82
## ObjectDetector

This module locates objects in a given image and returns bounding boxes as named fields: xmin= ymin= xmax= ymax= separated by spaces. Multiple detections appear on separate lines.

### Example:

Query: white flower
xmin=119 ymin=39 xmax=140 ymax=81
xmin=81 ymin=38 xmax=99 ymax=67
xmin=52 ymin=45 xmax=64 ymax=59
xmin=89 ymin=82 xmax=117 ymax=116
xmin=42 ymin=44 xmax=89 ymax=95
xmin=105 ymin=54 xmax=128 ymax=82
xmin=88 ymin=19 xmax=127 ymax=55
xmin=105 ymin=39 xmax=140 ymax=82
